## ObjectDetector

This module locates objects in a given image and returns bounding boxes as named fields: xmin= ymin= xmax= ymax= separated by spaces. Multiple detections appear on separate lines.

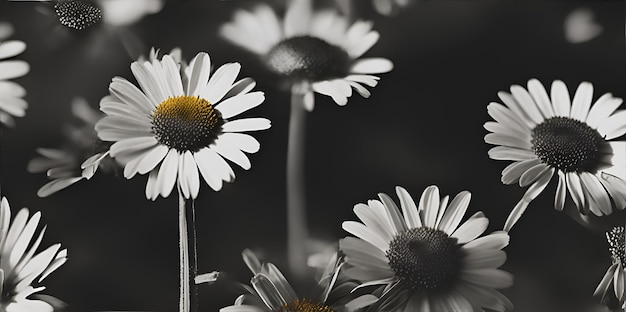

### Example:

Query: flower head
xmin=28 ymin=97 xmax=117 ymax=197
xmin=54 ymin=0 xmax=103 ymax=30
xmin=0 ymin=32 xmax=29 ymax=128
xmin=0 ymin=197 xmax=67 ymax=312
xmin=95 ymin=50 xmax=270 ymax=200
xmin=594 ymin=226 xmax=625 ymax=310
xmin=221 ymin=249 xmax=376 ymax=312
xmin=340 ymin=185 xmax=513 ymax=311
xmin=484 ymin=79 xmax=626 ymax=231
xmin=220 ymin=0 xmax=393 ymax=111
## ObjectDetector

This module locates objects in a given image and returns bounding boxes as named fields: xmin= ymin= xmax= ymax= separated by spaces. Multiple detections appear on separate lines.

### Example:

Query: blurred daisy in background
xmin=340 ymin=185 xmax=513 ymax=311
xmin=594 ymin=226 xmax=625 ymax=311
xmin=95 ymin=50 xmax=270 ymax=200
xmin=371 ymin=0 xmax=414 ymax=17
xmin=563 ymin=8 xmax=603 ymax=44
xmin=0 ymin=22 xmax=29 ymax=128
xmin=27 ymin=97 xmax=117 ymax=197
xmin=484 ymin=79 xmax=626 ymax=231
xmin=220 ymin=0 xmax=393 ymax=111
xmin=0 ymin=197 xmax=68 ymax=312
xmin=220 ymin=249 xmax=377 ymax=312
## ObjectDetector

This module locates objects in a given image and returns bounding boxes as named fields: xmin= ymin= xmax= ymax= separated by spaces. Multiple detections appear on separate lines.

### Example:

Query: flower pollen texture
xmin=54 ymin=0 xmax=102 ymax=30
xmin=152 ymin=95 xmax=223 ymax=153
xmin=279 ymin=299 xmax=335 ymax=312
xmin=386 ymin=227 xmax=461 ymax=290
xmin=531 ymin=116 xmax=605 ymax=172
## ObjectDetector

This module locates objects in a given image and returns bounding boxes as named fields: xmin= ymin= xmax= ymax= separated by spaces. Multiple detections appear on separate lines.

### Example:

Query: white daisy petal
xmin=566 ymin=172 xmax=586 ymax=213
xmin=395 ymin=186 xmax=422 ymax=228
xmin=0 ymin=40 xmax=26 ymax=58
xmin=418 ymin=185 xmax=440 ymax=228
xmin=0 ymin=60 xmax=29 ymax=80
xmin=570 ymin=81 xmax=593 ymax=121
xmin=222 ymin=118 xmax=271 ymax=132
xmin=348 ymin=31 xmax=380 ymax=59
xmin=460 ymin=269 xmax=513 ymax=289
xmin=579 ymin=171 xmax=612 ymax=215
xmin=350 ymin=58 xmax=394 ymax=74
xmin=215 ymin=91 xmax=265 ymax=119
xmin=312 ymin=80 xmax=348 ymax=106
xmin=345 ymin=75 xmax=380 ymax=87
xmin=527 ymin=78 xmax=554 ymax=118
xmin=501 ymin=159 xmax=541 ymax=185
xmin=155 ymin=149 xmax=178 ymax=199
xmin=0 ymin=81 xmax=25 ymax=97
xmin=488 ymin=146 xmax=536 ymax=161
xmin=202 ymin=63 xmax=242 ymax=104
xmin=354 ymin=203 xmax=394 ymax=242
xmin=284 ymin=0 xmax=312 ymax=37
xmin=131 ymin=61 xmax=166 ymax=105
xmin=597 ymin=110 xmax=626 ymax=140
xmin=194 ymin=148 xmax=229 ymax=191
xmin=186 ymin=52 xmax=211 ymax=97
xmin=223 ymin=77 xmax=256 ymax=100
xmin=438 ymin=191 xmax=471 ymax=235
xmin=135 ymin=145 xmax=170 ymax=175
xmin=484 ymin=133 xmax=532 ymax=150
xmin=486 ymin=102 xmax=530 ymax=133
xmin=451 ymin=214 xmax=489 ymax=244
xmin=210 ymin=144 xmax=251 ymax=170
xmin=519 ymin=163 xmax=550 ymax=187
xmin=550 ymin=80 xmax=571 ymax=117
xmin=462 ymin=231 xmax=510 ymax=251
xmin=342 ymin=221 xmax=389 ymax=252
xmin=510 ymin=85 xmax=544 ymax=125
xmin=497 ymin=91 xmax=535 ymax=128
xmin=586 ymin=94 xmax=622 ymax=129
xmin=483 ymin=121 xmax=530 ymax=140
xmin=554 ymin=171 xmax=566 ymax=211
xmin=37 ymin=177 xmax=83 ymax=198
xmin=217 ymin=133 xmax=261 ymax=154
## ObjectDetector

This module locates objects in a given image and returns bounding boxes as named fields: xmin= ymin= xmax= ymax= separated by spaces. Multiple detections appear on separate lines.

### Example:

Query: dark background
xmin=0 ymin=0 xmax=624 ymax=311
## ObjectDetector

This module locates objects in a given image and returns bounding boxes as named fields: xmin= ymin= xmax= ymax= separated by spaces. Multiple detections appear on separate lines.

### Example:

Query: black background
xmin=0 ymin=0 xmax=624 ymax=311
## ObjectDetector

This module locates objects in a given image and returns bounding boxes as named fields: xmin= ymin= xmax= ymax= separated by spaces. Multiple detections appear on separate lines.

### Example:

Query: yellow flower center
xmin=151 ymin=95 xmax=223 ymax=152
xmin=279 ymin=298 xmax=335 ymax=312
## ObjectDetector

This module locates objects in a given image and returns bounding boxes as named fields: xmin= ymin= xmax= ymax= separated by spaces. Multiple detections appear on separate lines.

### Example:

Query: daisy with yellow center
xmin=0 ymin=30 xmax=29 ymax=128
xmin=484 ymin=79 xmax=626 ymax=231
xmin=95 ymin=50 xmax=270 ymax=200
xmin=221 ymin=249 xmax=376 ymax=312
xmin=594 ymin=226 xmax=625 ymax=311
xmin=0 ymin=197 xmax=67 ymax=312
xmin=220 ymin=0 xmax=393 ymax=111
xmin=340 ymin=185 xmax=513 ymax=311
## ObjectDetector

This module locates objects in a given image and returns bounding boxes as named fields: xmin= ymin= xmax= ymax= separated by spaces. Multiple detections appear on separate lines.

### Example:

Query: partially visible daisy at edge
xmin=0 ymin=23 xmax=29 ymax=128
xmin=27 ymin=97 xmax=118 ymax=197
xmin=220 ymin=0 xmax=393 ymax=111
xmin=0 ymin=197 xmax=68 ymax=312
xmin=340 ymin=185 xmax=514 ymax=311
xmin=220 ymin=249 xmax=377 ymax=312
xmin=95 ymin=49 xmax=270 ymax=200
xmin=484 ymin=79 xmax=626 ymax=231
xmin=594 ymin=226 xmax=625 ymax=311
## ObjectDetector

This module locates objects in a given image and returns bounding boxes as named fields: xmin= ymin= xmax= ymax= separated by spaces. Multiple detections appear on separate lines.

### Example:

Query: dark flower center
xmin=54 ymin=0 xmax=102 ymax=30
xmin=279 ymin=298 xmax=335 ymax=312
xmin=264 ymin=36 xmax=350 ymax=81
xmin=607 ymin=226 xmax=625 ymax=265
xmin=531 ymin=117 xmax=605 ymax=172
xmin=386 ymin=227 xmax=460 ymax=291
xmin=151 ymin=96 xmax=223 ymax=153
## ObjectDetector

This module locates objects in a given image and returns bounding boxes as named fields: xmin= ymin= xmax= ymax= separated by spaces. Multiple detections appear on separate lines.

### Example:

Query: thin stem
xmin=286 ymin=88 xmax=309 ymax=283
xmin=178 ymin=190 xmax=198 ymax=312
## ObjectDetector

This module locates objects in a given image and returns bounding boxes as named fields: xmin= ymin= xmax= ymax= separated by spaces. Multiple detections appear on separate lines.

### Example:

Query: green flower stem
xmin=178 ymin=190 xmax=198 ymax=312
xmin=287 ymin=88 xmax=309 ymax=282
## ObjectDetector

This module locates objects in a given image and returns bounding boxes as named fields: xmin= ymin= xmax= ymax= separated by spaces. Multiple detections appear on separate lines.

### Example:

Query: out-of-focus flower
xmin=340 ymin=185 xmax=513 ymax=311
xmin=484 ymin=79 xmax=626 ymax=231
xmin=371 ymin=0 xmax=414 ymax=16
xmin=594 ymin=226 xmax=625 ymax=310
xmin=564 ymin=8 xmax=603 ymax=44
xmin=95 ymin=50 xmax=270 ymax=200
xmin=54 ymin=0 xmax=102 ymax=30
xmin=0 ymin=197 xmax=67 ymax=312
xmin=220 ymin=0 xmax=393 ymax=111
xmin=27 ymin=97 xmax=117 ymax=197
xmin=220 ymin=249 xmax=377 ymax=312
xmin=0 ymin=30 xmax=29 ymax=128
xmin=97 ymin=0 xmax=164 ymax=27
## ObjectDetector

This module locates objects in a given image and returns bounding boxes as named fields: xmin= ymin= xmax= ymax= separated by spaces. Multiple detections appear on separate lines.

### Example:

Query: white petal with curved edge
xmin=223 ymin=77 xmax=256 ymax=100
xmin=586 ymin=95 xmax=622 ymax=129
xmin=487 ymin=102 xmax=530 ymax=133
xmin=550 ymin=80 xmax=571 ymax=117
xmin=510 ymin=85 xmax=544 ymax=125
xmin=488 ymin=146 xmax=536 ymax=161
xmin=566 ymin=172 xmax=586 ymax=212
xmin=418 ymin=185 xmax=440 ymax=228
xmin=348 ymin=31 xmax=380 ymax=59
xmin=155 ymin=149 xmax=178 ymax=199
xmin=215 ymin=92 xmax=265 ymax=120
xmin=145 ymin=169 xmax=159 ymax=200
xmin=202 ymin=63 xmax=241 ymax=104
xmin=527 ymin=79 xmax=554 ymax=118
xmin=484 ymin=133 xmax=532 ymax=150
xmin=554 ymin=171 xmax=566 ymax=211
xmin=451 ymin=215 xmax=489 ymax=244
xmin=0 ymin=81 xmax=25 ymax=97
xmin=0 ymin=40 xmax=26 ymax=58
xmin=460 ymin=269 xmax=514 ymax=289
xmin=161 ymin=55 xmax=184 ymax=95
xmin=217 ymin=133 xmax=261 ymax=153
xmin=109 ymin=77 xmax=154 ymax=113
xmin=284 ymin=0 xmax=312 ymax=37
xmin=222 ymin=118 xmax=271 ymax=132
xmin=519 ymin=163 xmax=550 ymax=187
xmin=194 ymin=148 xmax=226 ymax=191
xmin=353 ymin=203 xmax=393 ymax=242
xmin=313 ymin=80 xmax=348 ymax=106
xmin=484 ymin=121 xmax=530 ymax=140
xmin=501 ymin=159 xmax=541 ymax=185
xmin=395 ymin=186 xmax=422 ymax=228
xmin=135 ymin=145 xmax=169 ymax=175
xmin=350 ymin=58 xmax=394 ymax=74
xmin=342 ymin=221 xmax=389 ymax=252
xmin=345 ymin=74 xmax=379 ymax=87
xmin=130 ymin=61 xmax=166 ymax=105
xmin=37 ymin=177 xmax=84 ymax=198
xmin=462 ymin=231 xmax=510 ymax=251
xmin=438 ymin=191 xmax=471 ymax=235
xmin=0 ymin=60 xmax=29 ymax=80
xmin=498 ymin=91 xmax=535 ymax=128
xmin=210 ymin=144 xmax=251 ymax=170
xmin=579 ymin=171 xmax=612 ymax=215
xmin=0 ymin=96 xmax=27 ymax=116
xmin=183 ymin=151 xmax=200 ymax=199
xmin=186 ymin=53 xmax=211 ymax=97
xmin=597 ymin=110 xmax=626 ymax=140
xmin=570 ymin=81 xmax=593 ymax=121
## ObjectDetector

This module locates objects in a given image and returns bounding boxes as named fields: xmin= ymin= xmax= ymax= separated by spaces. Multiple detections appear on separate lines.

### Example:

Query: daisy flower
xmin=594 ymin=226 xmax=625 ymax=310
xmin=371 ymin=0 xmax=414 ymax=16
xmin=28 ymin=97 xmax=116 ymax=197
xmin=484 ymin=79 xmax=626 ymax=231
xmin=221 ymin=249 xmax=377 ymax=312
xmin=0 ymin=33 xmax=29 ymax=128
xmin=220 ymin=0 xmax=393 ymax=111
xmin=95 ymin=50 xmax=270 ymax=200
xmin=0 ymin=197 xmax=68 ymax=312
xmin=340 ymin=185 xmax=513 ymax=311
